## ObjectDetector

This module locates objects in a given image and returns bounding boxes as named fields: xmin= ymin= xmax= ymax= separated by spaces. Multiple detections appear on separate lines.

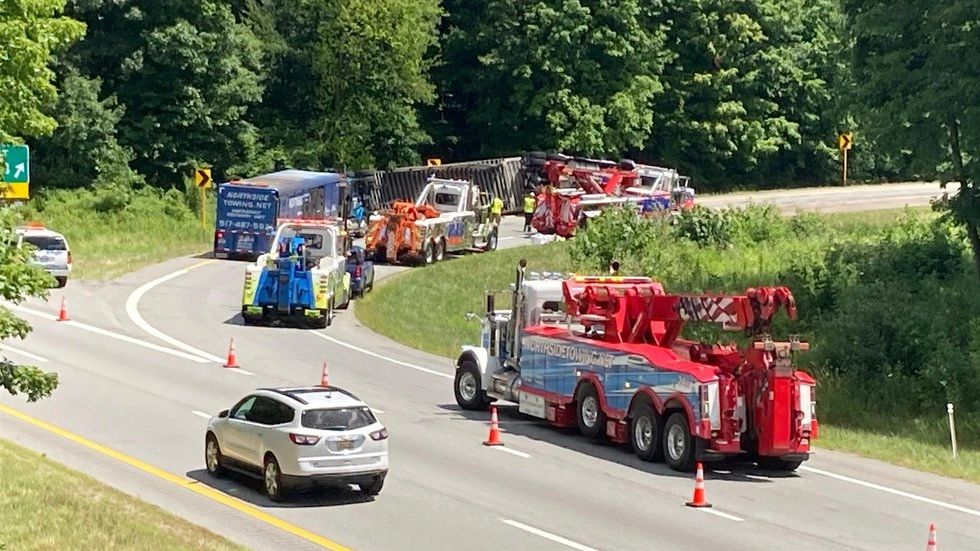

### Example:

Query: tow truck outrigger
xmin=454 ymin=260 xmax=817 ymax=472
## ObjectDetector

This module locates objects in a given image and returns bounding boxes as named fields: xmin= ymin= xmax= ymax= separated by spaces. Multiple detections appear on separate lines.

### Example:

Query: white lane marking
xmin=699 ymin=508 xmax=744 ymax=522
xmin=0 ymin=344 xmax=49 ymax=363
xmin=372 ymin=409 xmax=385 ymax=414
xmin=501 ymin=519 xmax=599 ymax=551
xmin=499 ymin=237 xmax=518 ymax=241
xmin=192 ymin=410 xmax=213 ymax=420
xmin=311 ymin=332 xmax=454 ymax=380
xmin=800 ymin=466 xmax=980 ymax=518
xmin=125 ymin=262 xmax=225 ymax=363
xmin=490 ymin=446 xmax=530 ymax=459
xmin=5 ymin=304 xmax=210 ymax=363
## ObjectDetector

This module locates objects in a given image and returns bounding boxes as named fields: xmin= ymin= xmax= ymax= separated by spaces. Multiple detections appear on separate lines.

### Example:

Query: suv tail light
xmin=369 ymin=428 xmax=388 ymax=441
xmin=289 ymin=433 xmax=321 ymax=445
xmin=354 ymin=265 xmax=362 ymax=278
xmin=67 ymin=251 xmax=72 ymax=265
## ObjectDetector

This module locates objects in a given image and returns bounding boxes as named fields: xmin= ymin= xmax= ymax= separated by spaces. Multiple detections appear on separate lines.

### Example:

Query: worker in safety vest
xmin=490 ymin=195 xmax=504 ymax=225
xmin=522 ymin=192 xmax=536 ymax=233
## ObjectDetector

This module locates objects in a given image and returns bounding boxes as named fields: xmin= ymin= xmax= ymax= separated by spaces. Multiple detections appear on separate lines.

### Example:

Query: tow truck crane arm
xmin=561 ymin=277 xmax=799 ymax=348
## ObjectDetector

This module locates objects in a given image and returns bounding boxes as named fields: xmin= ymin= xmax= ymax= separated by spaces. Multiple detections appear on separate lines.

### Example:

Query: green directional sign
xmin=0 ymin=144 xmax=30 ymax=200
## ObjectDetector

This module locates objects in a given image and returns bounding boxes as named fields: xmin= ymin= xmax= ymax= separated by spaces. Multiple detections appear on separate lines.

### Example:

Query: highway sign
xmin=838 ymin=133 xmax=853 ymax=151
xmin=426 ymin=158 xmax=442 ymax=167
xmin=194 ymin=167 xmax=212 ymax=189
xmin=0 ymin=144 xmax=30 ymax=200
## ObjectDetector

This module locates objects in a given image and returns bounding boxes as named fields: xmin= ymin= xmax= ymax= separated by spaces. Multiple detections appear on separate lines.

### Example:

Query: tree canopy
xmin=842 ymin=0 xmax=980 ymax=273
xmin=0 ymin=0 xmax=84 ymax=141
xmin=0 ymin=0 xmax=975 ymax=205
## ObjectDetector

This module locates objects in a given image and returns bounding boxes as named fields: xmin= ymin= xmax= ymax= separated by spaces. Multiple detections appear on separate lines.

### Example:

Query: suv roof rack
xmin=262 ymin=386 xmax=361 ymax=405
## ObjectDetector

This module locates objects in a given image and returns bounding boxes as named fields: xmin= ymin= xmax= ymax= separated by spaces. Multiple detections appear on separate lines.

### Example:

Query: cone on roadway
xmin=57 ymin=296 xmax=70 ymax=322
xmin=223 ymin=338 xmax=239 ymax=368
xmin=320 ymin=361 xmax=330 ymax=387
xmin=926 ymin=523 xmax=937 ymax=551
xmin=483 ymin=406 xmax=503 ymax=446
xmin=685 ymin=462 xmax=712 ymax=508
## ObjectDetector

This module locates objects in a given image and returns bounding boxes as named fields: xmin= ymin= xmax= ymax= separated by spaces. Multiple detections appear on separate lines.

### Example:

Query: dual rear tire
xmin=576 ymin=384 xmax=696 ymax=472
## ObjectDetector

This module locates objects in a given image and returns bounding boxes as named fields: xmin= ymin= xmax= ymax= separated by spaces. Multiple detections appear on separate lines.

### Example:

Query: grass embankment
xmin=0 ymin=439 xmax=243 ymax=551
xmin=358 ymin=205 xmax=980 ymax=483
xmin=19 ymin=184 xmax=214 ymax=280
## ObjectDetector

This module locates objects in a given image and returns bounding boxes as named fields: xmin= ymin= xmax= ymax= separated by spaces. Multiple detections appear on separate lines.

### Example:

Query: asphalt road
xmin=2 ymin=182 xmax=978 ymax=551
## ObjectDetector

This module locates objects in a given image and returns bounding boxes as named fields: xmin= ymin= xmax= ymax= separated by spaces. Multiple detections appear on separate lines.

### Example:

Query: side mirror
xmin=218 ymin=409 xmax=229 ymax=418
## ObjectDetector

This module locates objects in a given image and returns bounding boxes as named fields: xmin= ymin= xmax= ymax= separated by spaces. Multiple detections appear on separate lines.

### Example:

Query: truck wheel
xmin=55 ymin=277 xmax=68 ymax=288
xmin=576 ymin=384 xmax=606 ymax=440
xmin=484 ymin=229 xmax=498 ymax=252
xmin=424 ymin=241 xmax=436 ymax=265
xmin=323 ymin=297 xmax=334 ymax=328
xmin=630 ymin=403 xmax=664 ymax=462
xmin=757 ymin=457 xmax=804 ymax=472
xmin=663 ymin=412 xmax=696 ymax=472
xmin=454 ymin=359 xmax=490 ymax=410
xmin=435 ymin=239 xmax=446 ymax=262
xmin=337 ymin=287 xmax=350 ymax=310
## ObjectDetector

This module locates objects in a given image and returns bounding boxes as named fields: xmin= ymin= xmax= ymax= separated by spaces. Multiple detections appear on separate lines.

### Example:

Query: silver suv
xmin=205 ymin=386 xmax=388 ymax=501
xmin=16 ymin=224 xmax=72 ymax=288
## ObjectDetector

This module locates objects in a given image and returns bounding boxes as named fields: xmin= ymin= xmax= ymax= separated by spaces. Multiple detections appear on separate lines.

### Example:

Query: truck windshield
xmin=24 ymin=236 xmax=67 ymax=251
xmin=301 ymin=407 xmax=376 ymax=431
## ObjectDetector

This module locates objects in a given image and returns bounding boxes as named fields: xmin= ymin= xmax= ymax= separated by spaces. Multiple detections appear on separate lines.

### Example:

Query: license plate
xmin=337 ymin=440 xmax=354 ymax=450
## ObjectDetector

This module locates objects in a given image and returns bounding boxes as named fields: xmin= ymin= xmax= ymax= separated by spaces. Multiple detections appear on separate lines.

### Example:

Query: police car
xmin=16 ymin=223 xmax=72 ymax=288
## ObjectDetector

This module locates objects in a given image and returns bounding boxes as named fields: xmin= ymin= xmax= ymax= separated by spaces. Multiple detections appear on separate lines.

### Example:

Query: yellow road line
xmin=0 ymin=403 xmax=352 ymax=551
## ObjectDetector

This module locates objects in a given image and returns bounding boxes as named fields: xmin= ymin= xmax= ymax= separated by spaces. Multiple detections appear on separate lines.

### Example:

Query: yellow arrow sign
xmin=838 ymin=133 xmax=853 ymax=151
xmin=426 ymin=158 xmax=442 ymax=167
xmin=194 ymin=168 xmax=212 ymax=188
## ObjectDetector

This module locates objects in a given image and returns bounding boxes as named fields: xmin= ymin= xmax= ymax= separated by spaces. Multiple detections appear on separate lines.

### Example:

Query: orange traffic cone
xmin=483 ymin=406 xmax=503 ymax=446
xmin=320 ymin=362 xmax=330 ymax=387
xmin=686 ymin=462 xmax=712 ymax=508
xmin=223 ymin=338 xmax=239 ymax=368
xmin=926 ymin=523 xmax=937 ymax=551
xmin=57 ymin=296 xmax=70 ymax=321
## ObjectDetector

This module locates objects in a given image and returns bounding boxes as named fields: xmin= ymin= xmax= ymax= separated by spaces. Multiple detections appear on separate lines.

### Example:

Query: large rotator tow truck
xmin=454 ymin=260 xmax=817 ymax=472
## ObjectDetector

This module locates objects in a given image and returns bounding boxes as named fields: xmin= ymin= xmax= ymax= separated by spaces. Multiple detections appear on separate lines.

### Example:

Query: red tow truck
xmin=454 ymin=260 xmax=817 ymax=472
xmin=530 ymin=157 xmax=696 ymax=238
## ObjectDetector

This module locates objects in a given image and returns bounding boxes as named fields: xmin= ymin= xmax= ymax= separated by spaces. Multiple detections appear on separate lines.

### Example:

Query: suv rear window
xmin=301 ymin=407 xmax=376 ymax=431
xmin=24 ymin=236 xmax=67 ymax=251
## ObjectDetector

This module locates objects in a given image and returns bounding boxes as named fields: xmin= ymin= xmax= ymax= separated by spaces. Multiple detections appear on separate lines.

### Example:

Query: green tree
xmin=65 ymin=0 xmax=265 ymax=185
xmin=646 ymin=0 xmax=845 ymax=188
xmin=247 ymin=0 xmax=441 ymax=171
xmin=0 ymin=0 xmax=85 ymax=141
xmin=29 ymin=62 xmax=143 ymax=190
xmin=842 ymin=0 xmax=980 ymax=275
xmin=434 ymin=0 xmax=669 ymax=159
xmin=0 ymin=210 xmax=59 ymax=402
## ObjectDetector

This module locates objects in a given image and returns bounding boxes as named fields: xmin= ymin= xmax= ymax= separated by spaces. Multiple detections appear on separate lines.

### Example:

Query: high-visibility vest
xmin=523 ymin=196 xmax=536 ymax=213
xmin=491 ymin=197 xmax=503 ymax=214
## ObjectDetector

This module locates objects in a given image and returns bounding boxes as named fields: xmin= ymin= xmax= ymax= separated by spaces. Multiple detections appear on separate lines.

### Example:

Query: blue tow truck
xmin=214 ymin=170 xmax=342 ymax=260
